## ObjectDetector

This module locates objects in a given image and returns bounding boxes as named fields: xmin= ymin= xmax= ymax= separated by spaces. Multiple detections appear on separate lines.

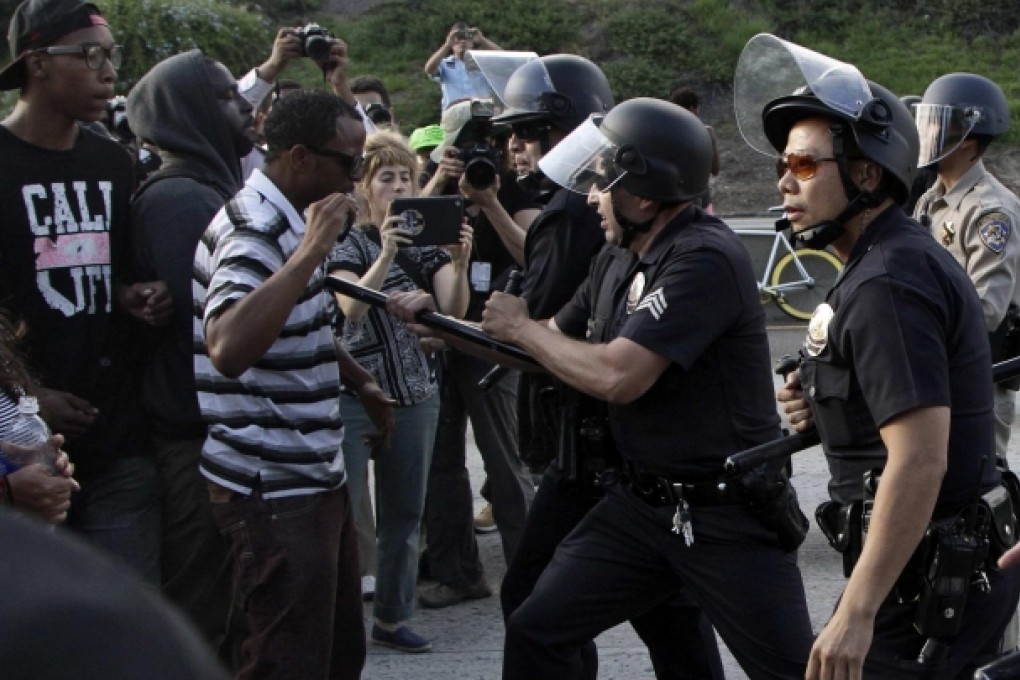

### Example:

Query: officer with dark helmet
xmin=912 ymin=73 xmax=1020 ymax=461
xmin=735 ymin=34 xmax=1020 ymax=678
xmin=410 ymin=53 xmax=726 ymax=678
xmin=479 ymin=95 xmax=814 ymax=679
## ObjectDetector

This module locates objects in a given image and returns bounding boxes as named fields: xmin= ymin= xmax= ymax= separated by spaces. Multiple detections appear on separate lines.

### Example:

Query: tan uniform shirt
xmin=914 ymin=159 xmax=1020 ymax=332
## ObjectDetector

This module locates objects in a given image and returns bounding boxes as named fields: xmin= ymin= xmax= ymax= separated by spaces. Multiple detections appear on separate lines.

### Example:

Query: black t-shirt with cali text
xmin=0 ymin=124 xmax=147 ymax=472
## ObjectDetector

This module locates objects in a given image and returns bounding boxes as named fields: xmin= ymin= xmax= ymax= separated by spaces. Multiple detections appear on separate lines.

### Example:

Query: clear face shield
xmin=537 ymin=116 xmax=628 ymax=195
xmin=733 ymin=33 xmax=873 ymax=156
xmin=463 ymin=50 xmax=541 ymax=116
xmin=915 ymin=103 xmax=981 ymax=168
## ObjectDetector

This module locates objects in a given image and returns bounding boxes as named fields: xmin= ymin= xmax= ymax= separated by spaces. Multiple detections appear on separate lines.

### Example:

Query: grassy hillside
xmin=320 ymin=0 xmax=1020 ymax=211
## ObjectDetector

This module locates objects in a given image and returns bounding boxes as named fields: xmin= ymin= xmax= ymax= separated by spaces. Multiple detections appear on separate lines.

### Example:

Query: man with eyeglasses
xmin=0 ymin=0 xmax=169 ymax=583
xmin=193 ymin=88 xmax=391 ymax=679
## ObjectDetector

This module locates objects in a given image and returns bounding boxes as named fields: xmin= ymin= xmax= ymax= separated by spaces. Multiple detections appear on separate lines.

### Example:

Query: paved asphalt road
xmin=359 ymin=221 xmax=1018 ymax=678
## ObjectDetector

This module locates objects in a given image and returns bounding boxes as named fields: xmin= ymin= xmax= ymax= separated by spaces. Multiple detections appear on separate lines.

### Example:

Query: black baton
xmin=477 ymin=269 xmax=525 ymax=392
xmin=725 ymin=355 xmax=1020 ymax=475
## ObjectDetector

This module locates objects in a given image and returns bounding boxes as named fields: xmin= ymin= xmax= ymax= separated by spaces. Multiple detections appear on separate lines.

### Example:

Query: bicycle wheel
xmin=770 ymin=249 xmax=842 ymax=321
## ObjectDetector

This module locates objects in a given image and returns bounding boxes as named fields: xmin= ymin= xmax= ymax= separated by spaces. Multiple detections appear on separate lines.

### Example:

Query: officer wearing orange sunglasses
xmin=737 ymin=35 xmax=1020 ymax=679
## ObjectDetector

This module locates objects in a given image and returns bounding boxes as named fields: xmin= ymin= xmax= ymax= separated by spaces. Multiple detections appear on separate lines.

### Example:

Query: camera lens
xmin=464 ymin=156 xmax=497 ymax=190
xmin=304 ymin=34 xmax=331 ymax=63
xmin=365 ymin=104 xmax=392 ymax=125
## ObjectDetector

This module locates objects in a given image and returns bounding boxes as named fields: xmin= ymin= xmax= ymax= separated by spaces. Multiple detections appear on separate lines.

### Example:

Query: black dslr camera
xmin=454 ymin=99 xmax=503 ymax=190
xmin=296 ymin=22 xmax=333 ymax=63
xmin=364 ymin=102 xmax=392 ymax=126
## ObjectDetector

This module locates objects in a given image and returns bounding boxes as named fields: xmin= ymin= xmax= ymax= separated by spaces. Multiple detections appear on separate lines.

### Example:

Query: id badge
xmin=471 ymin=261 xmax=492 ymax=293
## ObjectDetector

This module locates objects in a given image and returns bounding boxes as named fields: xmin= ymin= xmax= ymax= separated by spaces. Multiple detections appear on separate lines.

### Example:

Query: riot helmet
xmin=916 ymin=72 xmax=1009 ymax=168
xmin=539 ymin=98 xmax=712 ymax=246
xmin=539 ymin=97 xmax=712 ymax=203
xmin=489 ymin=54 xmax=614 ymax=133
xmin=734 ymin=34 xmax=919 ymax=249
xmin=471 ymin=52 xmax=614 ymax=191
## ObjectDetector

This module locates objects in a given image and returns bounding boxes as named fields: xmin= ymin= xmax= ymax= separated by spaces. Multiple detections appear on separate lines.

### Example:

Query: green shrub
xmin=104 ymin=0 xmax=271 ymax=91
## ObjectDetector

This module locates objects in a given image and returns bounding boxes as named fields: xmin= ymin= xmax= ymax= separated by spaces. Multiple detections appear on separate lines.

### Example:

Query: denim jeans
xmin=340 ymin=392 xmax=439 ymax=625
xmin=211 ymin=483 xmax=364 ymax=680
xmin=67 ymin=454 xmax=161 ymax=587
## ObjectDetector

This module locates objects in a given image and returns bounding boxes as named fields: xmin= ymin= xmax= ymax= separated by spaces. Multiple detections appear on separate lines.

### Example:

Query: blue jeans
xmin=67 ymin=455 xmax=161 ymax=586
xmin=340 ymin=392 xmax=439 ymax=625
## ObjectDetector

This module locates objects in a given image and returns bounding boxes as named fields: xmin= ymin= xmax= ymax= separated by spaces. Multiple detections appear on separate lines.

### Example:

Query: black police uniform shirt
xmin=0 ymin=124 xmax=147 ymax=474
xmin=799 ymin=205 xmax=997 ymax=510
xmin=522 ymin=187 xmax=606 ymax=320
xmin=555 ymin=206 xmax=781 ymax=477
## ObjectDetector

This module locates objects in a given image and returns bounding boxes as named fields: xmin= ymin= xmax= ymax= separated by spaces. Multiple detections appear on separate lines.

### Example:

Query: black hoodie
xmin=127 ymin=49 xmax=244 ymax=436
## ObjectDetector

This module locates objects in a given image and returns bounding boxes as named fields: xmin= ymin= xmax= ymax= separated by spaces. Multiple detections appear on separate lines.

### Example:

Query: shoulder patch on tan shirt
xmin=978 ymin=211 xmax=1013 ymax=254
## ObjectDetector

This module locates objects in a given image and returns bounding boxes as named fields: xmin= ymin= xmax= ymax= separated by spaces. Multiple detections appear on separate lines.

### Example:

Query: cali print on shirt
xmin=22 ymin=180 xmax=114 ymax=317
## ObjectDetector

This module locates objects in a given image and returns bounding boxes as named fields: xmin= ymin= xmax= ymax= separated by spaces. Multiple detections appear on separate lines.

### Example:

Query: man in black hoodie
xmin=126 ymin=48 xmax=255 ymax=657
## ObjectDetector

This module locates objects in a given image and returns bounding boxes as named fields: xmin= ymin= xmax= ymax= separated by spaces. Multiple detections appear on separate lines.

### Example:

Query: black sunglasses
xmin=307 ymin=146 xmax=365 ymax=176
xmin=512 ymin=122 xmax=550 ymax=142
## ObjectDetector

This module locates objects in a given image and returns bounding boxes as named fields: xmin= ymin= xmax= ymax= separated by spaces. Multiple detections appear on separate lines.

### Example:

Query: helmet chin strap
xmin=778 ymin=124 xmax=885 ymax=250
xmin=515 ymin=127 xmax=554 ymax=195
xmin=614 ymin=204 xmax=656 ymax=249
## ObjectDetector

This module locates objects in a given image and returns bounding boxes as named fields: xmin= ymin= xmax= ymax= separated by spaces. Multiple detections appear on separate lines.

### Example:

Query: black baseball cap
xmin=0 ymin=0 xmax=107 ymax=91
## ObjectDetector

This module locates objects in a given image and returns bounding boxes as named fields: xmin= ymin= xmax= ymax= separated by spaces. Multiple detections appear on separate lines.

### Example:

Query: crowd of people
xmin=3 ymin=1 xmax=1020 ymax=679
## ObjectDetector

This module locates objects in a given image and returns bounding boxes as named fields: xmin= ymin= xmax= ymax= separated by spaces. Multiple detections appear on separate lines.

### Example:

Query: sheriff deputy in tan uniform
xmin=914 ymin=72 xmax=1020 ymax=458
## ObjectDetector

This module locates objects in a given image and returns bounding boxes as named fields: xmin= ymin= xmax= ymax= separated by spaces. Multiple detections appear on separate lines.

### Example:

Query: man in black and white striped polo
xmin=193 ymin=89 xmax=394 ymax=680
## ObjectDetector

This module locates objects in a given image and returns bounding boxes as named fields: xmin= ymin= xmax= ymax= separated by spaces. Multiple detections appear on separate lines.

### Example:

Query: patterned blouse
xmin=326 ymin=226 xmax=451 ymax=406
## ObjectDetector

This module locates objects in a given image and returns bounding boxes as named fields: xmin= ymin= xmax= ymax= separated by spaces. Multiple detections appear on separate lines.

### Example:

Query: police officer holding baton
xmin=737 ymin=34 xmax=1020 ymax=678
xmin=479 ymin=96 xmax=814 ymax=678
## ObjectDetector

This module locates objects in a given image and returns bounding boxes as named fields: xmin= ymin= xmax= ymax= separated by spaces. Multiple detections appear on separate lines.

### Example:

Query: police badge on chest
xmin=626 ymin=272 xmax=645 ymax=315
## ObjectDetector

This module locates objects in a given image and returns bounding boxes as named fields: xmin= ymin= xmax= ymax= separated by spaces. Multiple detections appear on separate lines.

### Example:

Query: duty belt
xmin=621 ymin=460 xmax=745 ymax=508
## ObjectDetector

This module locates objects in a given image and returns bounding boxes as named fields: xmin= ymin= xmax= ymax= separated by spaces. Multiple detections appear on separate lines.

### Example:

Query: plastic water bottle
xmin=0 ymin=396 xmax=57 ymax=474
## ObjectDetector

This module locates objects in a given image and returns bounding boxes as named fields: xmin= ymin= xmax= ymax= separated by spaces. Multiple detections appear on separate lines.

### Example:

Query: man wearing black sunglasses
xmin=0 ymin=0 xmax=169 ymax=584
xmin=194 ymin=89 xmax=392 ymax=679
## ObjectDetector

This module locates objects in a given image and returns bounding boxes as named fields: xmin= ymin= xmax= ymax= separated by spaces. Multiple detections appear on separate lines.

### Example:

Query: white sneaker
xmin=473 ymin=503 xmax=497 ymax=534
xmin=361 ymin=575 xmax=376 ymax=602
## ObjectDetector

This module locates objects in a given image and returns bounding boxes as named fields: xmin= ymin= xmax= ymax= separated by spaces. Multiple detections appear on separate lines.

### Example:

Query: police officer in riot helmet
xmin=495 ymin=54 xmax=615 ymax=196
xmin=735 ymin=34 xmax=1020 ymax=678
xmin=481 ymin=95 xmax=814 ymax=679
xmin=413 ymin=53 xmax=729 ymax=679
xmin=913 ymin=73 xmax=1020 ymax=460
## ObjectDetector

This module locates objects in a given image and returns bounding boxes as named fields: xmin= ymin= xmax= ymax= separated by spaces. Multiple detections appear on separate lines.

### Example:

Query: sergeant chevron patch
xmin=635 ymin=287 xmax=667 ymax=320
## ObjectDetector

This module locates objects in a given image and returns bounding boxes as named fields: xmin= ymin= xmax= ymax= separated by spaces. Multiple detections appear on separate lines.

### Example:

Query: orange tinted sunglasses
xmin=776 ymin=153 xmax=837 ymax=181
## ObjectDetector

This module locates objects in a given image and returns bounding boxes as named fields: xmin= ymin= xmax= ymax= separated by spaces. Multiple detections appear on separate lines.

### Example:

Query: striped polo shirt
xmin=193 ymin=169 xmax=345 ymax=498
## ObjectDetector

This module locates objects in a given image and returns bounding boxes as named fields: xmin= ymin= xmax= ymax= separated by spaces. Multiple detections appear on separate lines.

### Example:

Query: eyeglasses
xmin=775 ymin=153 xmax=837 ymax=181
xmin=307 ymin=146 xmax=365 ymax=176
xmin=35 ymin=43 xmax=122 ymax=71
xmin=511 ymin=122 xmax=550 ymax=142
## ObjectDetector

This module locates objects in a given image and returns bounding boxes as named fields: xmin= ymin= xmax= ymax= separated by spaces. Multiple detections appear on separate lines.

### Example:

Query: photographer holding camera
xmin=415 ymin=98 xmax=540 ymax=610
xmin=238 ymin=24 xmax=380 ymax=179
xmin=424 ymin=21 xmax=501 ymax=111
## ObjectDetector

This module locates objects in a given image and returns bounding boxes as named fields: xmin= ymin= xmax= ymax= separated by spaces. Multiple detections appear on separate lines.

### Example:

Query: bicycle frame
xmin=730 ymin=227 xmax=814 ymax=299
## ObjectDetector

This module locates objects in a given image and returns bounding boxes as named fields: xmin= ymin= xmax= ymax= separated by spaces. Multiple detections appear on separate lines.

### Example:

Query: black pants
xmin=427 ymin=350 xmax=535 ymax=586
xmin=503 ymin=474 xmax=814 ymax=680
xmin=862 ymin=564 xmax=1020 ymax=678
xmin=501 ymin=463 xmax=727 ymax=680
